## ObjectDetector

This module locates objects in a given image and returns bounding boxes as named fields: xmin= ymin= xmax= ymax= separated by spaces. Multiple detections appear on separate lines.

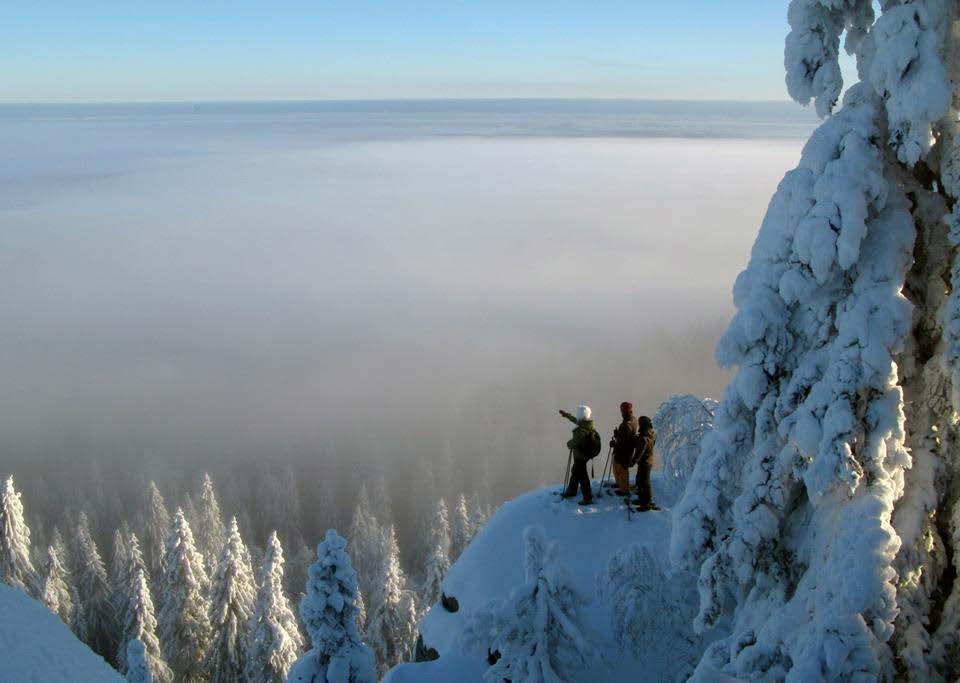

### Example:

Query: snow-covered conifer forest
xmin=0 ymin=468 xmax=491 ymax=680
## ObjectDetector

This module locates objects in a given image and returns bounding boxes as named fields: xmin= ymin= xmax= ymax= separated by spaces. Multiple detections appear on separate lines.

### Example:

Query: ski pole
xmin=560 ymin=449 xmax=573 ymax=495
xmin=597 ymin=447 xmax=612 ymax=498
xmin=603 ymin=447 xmax=612 ymax=487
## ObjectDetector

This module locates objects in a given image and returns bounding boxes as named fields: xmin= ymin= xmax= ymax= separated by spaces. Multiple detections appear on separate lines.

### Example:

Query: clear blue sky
xmin=1 ymin=1 xmax=856 ymax=102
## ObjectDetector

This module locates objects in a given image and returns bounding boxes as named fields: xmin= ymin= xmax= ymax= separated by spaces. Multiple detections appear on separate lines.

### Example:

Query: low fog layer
xmin=0 ymin=103 xmax=808 ymax=536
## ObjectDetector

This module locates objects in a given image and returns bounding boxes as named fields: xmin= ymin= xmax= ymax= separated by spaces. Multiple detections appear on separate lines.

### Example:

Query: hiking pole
xmin=597 ymin=447 xmax=612 ymax=498
xmin=600 ymin=446 xmax=613 ymax=491
xmin=560 ymin=449 xmax=573 ymax=495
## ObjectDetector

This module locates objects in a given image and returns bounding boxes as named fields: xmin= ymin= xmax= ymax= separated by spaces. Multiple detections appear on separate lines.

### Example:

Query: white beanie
xmin=575 ymin=405 xmax=592 ymax=421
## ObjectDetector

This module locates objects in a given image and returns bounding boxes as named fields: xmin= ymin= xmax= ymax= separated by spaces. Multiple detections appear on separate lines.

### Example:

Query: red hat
xmin=620 ymin=401 xmax=633 ymax=415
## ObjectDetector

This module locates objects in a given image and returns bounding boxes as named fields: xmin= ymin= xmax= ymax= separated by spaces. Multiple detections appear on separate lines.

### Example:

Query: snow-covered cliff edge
xmin=385 ymin=476 xmax=716 ymax=682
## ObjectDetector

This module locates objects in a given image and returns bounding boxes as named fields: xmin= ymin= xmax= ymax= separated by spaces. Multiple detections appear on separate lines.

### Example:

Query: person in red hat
xmin=609 ymin=401 xmax=638 ymax=496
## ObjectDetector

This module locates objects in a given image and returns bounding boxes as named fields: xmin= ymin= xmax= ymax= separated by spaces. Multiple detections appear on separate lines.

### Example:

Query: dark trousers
xmin=635 ymin=460 xmax=652 ymax=506
xmin=564 ymin=459 xmax=592 ymax=500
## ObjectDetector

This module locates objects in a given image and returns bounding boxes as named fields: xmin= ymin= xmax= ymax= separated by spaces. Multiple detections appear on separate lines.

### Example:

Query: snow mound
xmin=387 ymin=475 xmax=710 ymax=682
xmin=0 ymin=583 xmax=122 ymax=682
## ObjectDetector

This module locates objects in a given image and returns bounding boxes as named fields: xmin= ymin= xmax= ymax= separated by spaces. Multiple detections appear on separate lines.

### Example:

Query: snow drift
xmin=0 ymin=583 xmax=122 ymax=682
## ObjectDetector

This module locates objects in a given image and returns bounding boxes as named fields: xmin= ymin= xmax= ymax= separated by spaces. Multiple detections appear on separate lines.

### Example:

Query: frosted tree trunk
xmin=672 ymin=2 xmax=960 ymax=680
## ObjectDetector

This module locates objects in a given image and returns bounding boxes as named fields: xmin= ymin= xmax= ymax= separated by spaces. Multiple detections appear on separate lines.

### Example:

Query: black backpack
xmin=585 ymin=428 xmax=602 ymax=460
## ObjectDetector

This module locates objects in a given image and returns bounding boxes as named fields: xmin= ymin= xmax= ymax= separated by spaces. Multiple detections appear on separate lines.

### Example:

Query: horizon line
xmin=0 ymin=95 xmax=804 ymax=107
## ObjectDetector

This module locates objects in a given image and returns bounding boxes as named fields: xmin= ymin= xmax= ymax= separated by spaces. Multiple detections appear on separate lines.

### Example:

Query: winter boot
xmin=578 ymin=497 xmax=594 ymax=506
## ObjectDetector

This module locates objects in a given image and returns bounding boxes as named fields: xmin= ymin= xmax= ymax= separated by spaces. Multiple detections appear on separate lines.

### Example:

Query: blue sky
xmin=2 ymin=1 xmax=856 ymax=102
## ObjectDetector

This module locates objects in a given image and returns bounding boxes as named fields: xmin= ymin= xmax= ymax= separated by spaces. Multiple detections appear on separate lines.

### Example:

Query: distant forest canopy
xmin=0 ymin=318 xmax=727 ymax=567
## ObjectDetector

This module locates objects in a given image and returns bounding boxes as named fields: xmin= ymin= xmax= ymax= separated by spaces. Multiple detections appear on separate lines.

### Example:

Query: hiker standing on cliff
xmin=559 ymin=405 xmax=601 ymax=505
xmin=633 ymin=415 xmax=658 ymax=510
xmin=609 ymin=401 xmax=638 ymax=496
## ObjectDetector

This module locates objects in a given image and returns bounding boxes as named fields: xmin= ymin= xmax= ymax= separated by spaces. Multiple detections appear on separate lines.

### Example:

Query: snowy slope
xmin=0 ymin=583 xmax=122 ymax=683
xmin=386 ymin=475 xmax=712 ymax=683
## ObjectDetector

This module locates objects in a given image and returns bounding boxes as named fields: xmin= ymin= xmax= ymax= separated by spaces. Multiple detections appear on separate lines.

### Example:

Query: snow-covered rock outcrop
xmin=0 ymin=583 xmax=122 ymax=682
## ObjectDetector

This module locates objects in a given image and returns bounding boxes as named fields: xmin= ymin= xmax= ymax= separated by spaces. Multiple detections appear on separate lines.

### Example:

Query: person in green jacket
xmin=559 ymin=405 xmax=598 ymax=505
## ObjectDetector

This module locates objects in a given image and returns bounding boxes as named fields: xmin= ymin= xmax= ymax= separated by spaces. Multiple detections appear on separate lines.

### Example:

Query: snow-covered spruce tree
xmin=182 ymin=492 xmax=199 ymax=531
xmin=245 ymin=531 xmax=304 ymax=683
xmin=50 ymin=525 xmax=68 ymax=565
xmin=597 ymin=544 xmax=702 ymax=678
xmin=204 ymin=517 xmax=256 ymax=683
xmin=420 ymin=498 xmax=451 ymax=610
xmin=465 ymin=524 xmax=589 ymax=683
xmin=196 ymin=473 xmax=225 ymax=574
xmin=144 ymin=482 xmax=171 ymax=583
xmin=370 ymin=471 xmax=394 ymax=530
xmin=365 ymin=525 xmax=418 ymax=675
xmin=74 ymin=511 xmax=114 ymax=661
xmin=469 ymin=492 xmax=489 ymax=536
xmin=123 ymin=534 xmax=148 ymax=601
xmin=449 ymin=493 xmax=473 ymax=562
xmin=126 ymin=639 xmax=155 ymax=683
xmin=111 ymin=529 xmax=131 ymax=625
xmin=116 ymin=535 xmax=151 ymax=669
xmin=347 ymin=485 xmax=380 ymax=598
xmin=39 ymin=544 xmax=74 ymax=625
xmin=288 ymin=529 xmax=376 ymax=683
xmin=117 ymin=566 xmax=172 ymax=682
xmin=157 ymin=508 xmax=211 ymax=682
xmin=653 ymin=394 xmax=718 ymax=499
xmin=0 ymin=476 xmax=35 ymax=592
xmin=671 ymin=2 xmax=960 ymax=680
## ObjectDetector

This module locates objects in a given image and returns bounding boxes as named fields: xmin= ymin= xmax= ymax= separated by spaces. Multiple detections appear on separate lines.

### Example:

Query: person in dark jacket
xmin=610 ymin=402 xmax=638 ymax=496
xmin=633 ymin=415 xmax=658 ymax=510
xmin=559 ymin=405 xmax=597 ymax=505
